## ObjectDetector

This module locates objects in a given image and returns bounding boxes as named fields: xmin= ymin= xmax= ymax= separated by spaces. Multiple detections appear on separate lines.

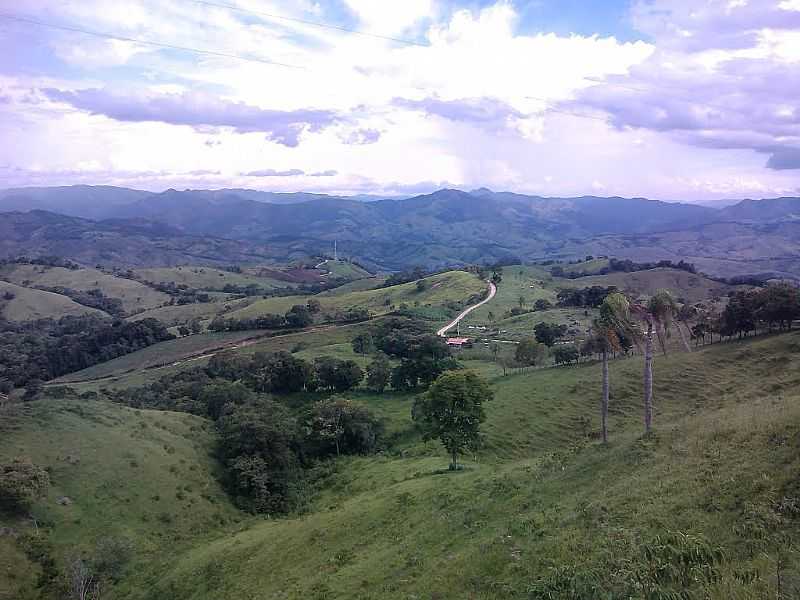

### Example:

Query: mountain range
xmin=2 ymin=185 xmax=800 ymax=277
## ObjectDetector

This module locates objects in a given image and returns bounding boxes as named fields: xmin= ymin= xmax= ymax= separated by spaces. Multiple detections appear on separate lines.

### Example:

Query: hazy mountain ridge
xmin=1 ymin=186 xmax=800 ymax=274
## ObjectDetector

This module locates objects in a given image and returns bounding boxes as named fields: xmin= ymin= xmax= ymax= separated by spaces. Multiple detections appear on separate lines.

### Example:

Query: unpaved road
xmin=437 ymin=282 xmax=497 ymax=337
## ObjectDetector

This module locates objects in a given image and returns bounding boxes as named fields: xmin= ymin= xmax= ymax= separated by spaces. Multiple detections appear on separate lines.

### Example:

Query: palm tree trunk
xmin=676 ymin=321 xmax=692 ymax=352
xmin=644 ymin=324 xmax=654 ymax=434
xmin=601 ymin=349 xmax=609 ymax=444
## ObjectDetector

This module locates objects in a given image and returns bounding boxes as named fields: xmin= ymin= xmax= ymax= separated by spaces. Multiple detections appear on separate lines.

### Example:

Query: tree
xmin=68 ymin=555 xmax=102 ymax=600
xmin=534 ymin=322 xmax=567 ymax=347
xmin=351 ymin=332 xmax=375 ymax=355
xmin=515 ymin=338 xmax=544 ymax=368
xmin=307 ymin=398 xmax=382 ymax=456
xmin=412 ymin=371 xmax=493 ymax=470
xmin=314 ymin=357 xmax=364 ymax=392
xmin=593 ymin=293 xmax=638 ymax=444
xmin=366 ymin=354 xmax=391 ymax=393
xmin=198 ymin=381 xmax=253 ymax=420
xmin=0 ymin=457 xmax=50 ymax=514
xmin=634 ymin=290 xmax=678 ymax=434
xmin=251 ymin=352 xmax=314 ymax=394
xmin=189 ymin=318 xmax=203 ymax=334
xmin=285 ymin=304 xmax=313 ymax=328
xmin=533 ymin=298 xmax=552 ymax=311
xmin=306 ymin=298 xmax=322 ymax=314
xmin=217 ymin=401 xmax=302 ymax=513
xmin=518 ymin=296 xmax=526 ymax=309
xmin=177 ymin=325 xmax=190 ymax=337
xmin=553 ymin=346 xmax=579 ymax=366
xmin=416 ymin=279 xmax=430 ymax=293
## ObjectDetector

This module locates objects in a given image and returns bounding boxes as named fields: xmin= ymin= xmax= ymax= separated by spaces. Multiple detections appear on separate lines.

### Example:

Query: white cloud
xmin=0 ymin=0 xmax=796 ymax=199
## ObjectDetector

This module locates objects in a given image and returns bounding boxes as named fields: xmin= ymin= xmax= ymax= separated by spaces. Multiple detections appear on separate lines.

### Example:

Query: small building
xmin=446 ymin=337 xmax=472 ymax=349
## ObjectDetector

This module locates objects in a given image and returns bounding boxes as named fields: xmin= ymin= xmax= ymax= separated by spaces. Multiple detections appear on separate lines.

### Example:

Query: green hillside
xmin=134 ymin=266 xmax=290 ymax=291
xmin=319 ymin=260 xmax=372 ymax=280
xmin=4 ymin=329 xmax=800 ymax=598
xmin=0 ymin=281 xmax=108 ymax=321
xmin=0 ymin=264 xmax=170 ymax=314
xmin=0 ymin=400 xmax=243 ymax=600
xmin=125 ymin=296 xmax=257 ymax=327
xmin=51 ymin=330 xmax=274 ymax=385
xmin=562 ymin=268 xmax=738 ymax=303
xmin=230 ymin=270 xmax=486 ymax=322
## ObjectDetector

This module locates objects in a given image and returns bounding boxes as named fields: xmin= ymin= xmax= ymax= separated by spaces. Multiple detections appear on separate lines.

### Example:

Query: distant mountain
xmin=0 ymin=210 xmax=278 ymax=267
xmin=0 ymin=185 xmax=400 ymax=218
xmin=1 ymin=185 xmax=799 ymax=275
xmin=0 ymin=186 xmax=153 ymax=219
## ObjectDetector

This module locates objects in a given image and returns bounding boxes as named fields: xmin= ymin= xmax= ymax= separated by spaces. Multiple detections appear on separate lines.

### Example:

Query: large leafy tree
xmin=412 ymin=371 xmax=493 ymax=470
xmin=515 ymin=338 xmax=545 ymax=368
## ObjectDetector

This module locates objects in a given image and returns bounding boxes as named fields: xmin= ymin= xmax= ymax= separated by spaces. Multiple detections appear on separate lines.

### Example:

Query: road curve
xmin=437 ymin=281 xmax=497 ymax=337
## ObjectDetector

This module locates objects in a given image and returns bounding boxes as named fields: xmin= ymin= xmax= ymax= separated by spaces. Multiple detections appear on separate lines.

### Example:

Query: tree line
xmin=0 ymin=316 xmax=174 ymax=392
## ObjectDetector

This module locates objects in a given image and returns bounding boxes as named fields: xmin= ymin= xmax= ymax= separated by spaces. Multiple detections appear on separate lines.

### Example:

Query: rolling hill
xmin=6 ymin=328 xmax=800 ymax=598
xmin=0 ymin=264 xmax=170 ymax=314
xmin=0 ymin=281 xmax=108 ymax=321
xmin=0 ymin=399 xmax=243 ymax=600
xmin=228 ymin=270 xmax=487 ymax=322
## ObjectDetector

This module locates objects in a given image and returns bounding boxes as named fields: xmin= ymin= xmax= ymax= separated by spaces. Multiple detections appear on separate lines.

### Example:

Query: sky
xmin=0 ymin=0 xmax=799 ymax=200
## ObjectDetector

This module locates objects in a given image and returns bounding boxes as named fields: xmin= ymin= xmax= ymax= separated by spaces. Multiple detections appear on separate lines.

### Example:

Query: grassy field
xmin=4 ymin=329 xmax=800 ymax=598
xmin=559 ymin=257 xmax=611 ymax=276
xmin=561 ymin=267 xmax=738 ymax=303
xmin=0 ymin=281 xmax=108 ymax=321
xmin=50 ymin=330 xmax=274 ymax=385
xmin=138 ymin=333 xmax=800 ymax=597
xmin=230 ymin=270 xmax=487 ymax=323
xmin=0 ymin=400 xmax=243 ymax=600
xmin=0 ymin=264 xmax=170 ymax=314
xmin=125 ymin=296 xmax=257 ymax=327
xmin=134 ymin=266 xmax=290 ymax=291
xmin=319 ymin=260 xmax=373 ymax=280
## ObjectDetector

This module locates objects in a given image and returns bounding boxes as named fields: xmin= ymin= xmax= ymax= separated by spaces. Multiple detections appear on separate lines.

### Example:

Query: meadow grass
xmin=229 ymin=271 xmax=486 ymax=322
xmin=0 ymin=281 xmax=108 ymax=321
xmin=0 ymin=264 xmax=171 ymax=314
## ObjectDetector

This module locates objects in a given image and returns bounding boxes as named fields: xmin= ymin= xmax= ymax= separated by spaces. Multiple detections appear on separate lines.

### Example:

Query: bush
xmin=0 ymin=458 xmax=50 ymax=514
xmin=306 ymin=398 xmax=383 ymax=457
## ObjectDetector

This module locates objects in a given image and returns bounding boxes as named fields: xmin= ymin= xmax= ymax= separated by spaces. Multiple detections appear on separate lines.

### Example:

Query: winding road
xmin=437 ymin=281 xmax=497 ymax=337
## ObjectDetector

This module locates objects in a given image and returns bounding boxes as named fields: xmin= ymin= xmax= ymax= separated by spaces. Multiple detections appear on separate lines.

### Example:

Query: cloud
xmin=766 ymin=147 xmax=800 ymax=170
xmin=567 ymin=0 xmax=800 ymax=170
xmin=42 ymin=88 xmax=341 ymax=147
xmin=340 ymin=128 xmax=381 ymax=145
xmin=393 ymin=96 xmax=524 ymax=126
xmin=309 ymin=170 xmax=339 ymax=177
xmin=244 ymin=169 xmax=306 ymax=177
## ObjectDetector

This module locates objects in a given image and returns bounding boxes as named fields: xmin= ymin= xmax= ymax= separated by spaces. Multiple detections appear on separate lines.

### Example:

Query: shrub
xmin=0 ymin=458 xmax=50 ymax=514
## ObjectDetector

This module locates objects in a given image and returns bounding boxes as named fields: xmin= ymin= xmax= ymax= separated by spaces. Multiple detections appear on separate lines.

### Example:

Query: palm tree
xmin=593 ymin=293 xmax=637 ymax=444
xmin=633 ymin=290 xmax=678 ymax=434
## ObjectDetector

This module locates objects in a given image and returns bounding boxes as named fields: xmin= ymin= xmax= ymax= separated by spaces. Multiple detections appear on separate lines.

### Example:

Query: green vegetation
xmin=50 ymin=330 xmax=272 ymax=385
xmin=0 ymin=281 xmax=107 ymax=321
xmin=3 ymin=257 xmax=800 ymax=599
xmin=0 ymin=400 xmax=243 ymax=600
xmin=229 ymin=270 xmax=486 ymax=324
xmin=133 ymin=266 xmax=289 ymax=292
xmin=0 ymin=264 xmax=170 ymax=314
xmin=318 ymin=260 xmax=372 ymax=280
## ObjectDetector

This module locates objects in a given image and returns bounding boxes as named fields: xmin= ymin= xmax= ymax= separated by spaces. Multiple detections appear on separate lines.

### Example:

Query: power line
xmin=184 ymin=0 xmax=429 ymax=47
xmin=0 ymin=12 xmax=306 ymax=70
